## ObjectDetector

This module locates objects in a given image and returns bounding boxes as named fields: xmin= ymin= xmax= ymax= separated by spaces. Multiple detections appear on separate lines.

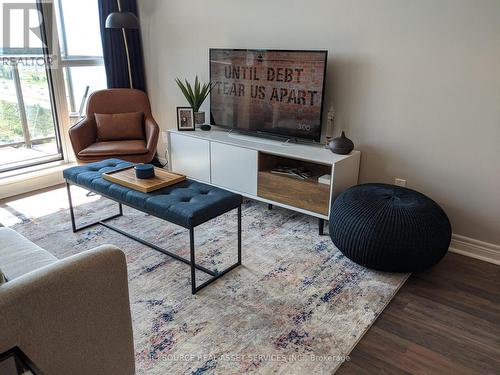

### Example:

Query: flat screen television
xmin=209 ymin=49 xmax=328 ymax=142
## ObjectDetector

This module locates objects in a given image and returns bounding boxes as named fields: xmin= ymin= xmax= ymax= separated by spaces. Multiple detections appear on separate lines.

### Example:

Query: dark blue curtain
xmin=98 ymin=0 xmax=146 ymax=91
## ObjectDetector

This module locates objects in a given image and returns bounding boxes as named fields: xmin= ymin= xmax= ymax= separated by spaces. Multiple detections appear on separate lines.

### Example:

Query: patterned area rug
xmin=1 ymin=186 xmax=408 ymax=374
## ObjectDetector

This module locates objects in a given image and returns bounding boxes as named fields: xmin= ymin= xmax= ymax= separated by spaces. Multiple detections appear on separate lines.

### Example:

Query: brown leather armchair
xmin=69 ymin=88 xmax=159 ymax=163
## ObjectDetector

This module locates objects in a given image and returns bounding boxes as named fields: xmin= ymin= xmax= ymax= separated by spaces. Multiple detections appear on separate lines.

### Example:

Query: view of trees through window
xmin=0 ymin=65 xmax=54 ymax=145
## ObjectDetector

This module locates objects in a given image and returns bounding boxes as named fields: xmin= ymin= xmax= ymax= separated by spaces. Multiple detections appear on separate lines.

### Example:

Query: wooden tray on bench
xmin=103 ymin=165 xmax=186 ymax=193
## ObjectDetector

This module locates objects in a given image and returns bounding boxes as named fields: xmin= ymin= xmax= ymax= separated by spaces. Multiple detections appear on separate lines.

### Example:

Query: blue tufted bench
xmin=63 ymin=158 xmax=243 ymax=294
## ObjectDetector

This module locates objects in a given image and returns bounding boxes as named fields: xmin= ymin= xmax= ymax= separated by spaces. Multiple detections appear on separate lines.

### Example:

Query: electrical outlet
xmin=395 ymin=178 xmax=406 ymax=187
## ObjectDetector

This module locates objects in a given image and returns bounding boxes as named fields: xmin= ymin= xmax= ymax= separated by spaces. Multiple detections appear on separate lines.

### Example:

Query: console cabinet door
xmin=211 ymin=142 xmax=258 ymax=195
xmin=169 ymin=133 xmax=210 ymax=182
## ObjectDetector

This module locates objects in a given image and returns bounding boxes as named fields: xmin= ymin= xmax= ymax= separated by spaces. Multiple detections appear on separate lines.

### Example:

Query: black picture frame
xmin=176 ymin=107 xmax=195 ymax=131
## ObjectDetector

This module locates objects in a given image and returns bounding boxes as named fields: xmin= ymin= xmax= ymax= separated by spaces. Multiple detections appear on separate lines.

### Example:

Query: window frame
xmin=0 ymin=7 xmax=65 ymax=174
xmin=36 ymin=0 xmax=107 ymax=167
xmin=0 ymin=0 xmax=107 ymax=184
xmin=55 ymin=0 xmax=105 ymax=115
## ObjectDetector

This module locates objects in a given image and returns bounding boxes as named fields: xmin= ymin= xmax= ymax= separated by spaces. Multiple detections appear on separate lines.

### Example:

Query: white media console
xmin=167 ymin=128 xmax=361 ymax=234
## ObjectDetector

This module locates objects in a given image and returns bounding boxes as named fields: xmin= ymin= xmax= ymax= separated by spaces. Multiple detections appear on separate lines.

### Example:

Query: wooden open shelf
xmin=257 ymin=153 xmax=331 ymax=215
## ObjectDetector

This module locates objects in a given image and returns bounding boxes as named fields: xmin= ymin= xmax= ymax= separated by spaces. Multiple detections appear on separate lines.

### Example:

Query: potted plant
xmin=175 ymin=76 xmax=212 ymax=125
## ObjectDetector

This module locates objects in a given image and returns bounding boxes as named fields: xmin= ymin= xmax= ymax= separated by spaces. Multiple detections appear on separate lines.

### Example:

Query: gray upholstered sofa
xmin=0 ymin=228 xmax=135 ymax=375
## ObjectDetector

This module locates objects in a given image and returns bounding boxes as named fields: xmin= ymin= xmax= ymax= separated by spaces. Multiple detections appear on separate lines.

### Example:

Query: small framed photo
xmin=177 ymin=107 xmax=195 ymax=131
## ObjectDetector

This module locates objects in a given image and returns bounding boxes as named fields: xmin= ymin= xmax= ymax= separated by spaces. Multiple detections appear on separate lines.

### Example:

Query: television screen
xmin=210 ymin=49 xmax=327 ymax=142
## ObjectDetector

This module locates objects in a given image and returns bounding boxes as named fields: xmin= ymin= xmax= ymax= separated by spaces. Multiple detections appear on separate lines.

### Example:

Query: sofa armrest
xmin=68 ymin=117 xmax=97 ymax=156
xmin=144 ymin=116 xmax=160 ymax=154
xmin=0 ymin=245 xmax=135 ymax=375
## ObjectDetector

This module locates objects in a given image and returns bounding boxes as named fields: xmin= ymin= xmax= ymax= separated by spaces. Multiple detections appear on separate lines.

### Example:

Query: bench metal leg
xmin=190 ymin=228 xmax=196 ymax=294
xmin=66 ymin=182 xmax=242 ymax=294
xmin=238 ymin=205 xmax=242 ymax=265
xmin=99 ymin=220 xmax=217 ymax=276
xmin=190 ymin=205 xmax=242 ymax=294
xmin=66 ymin=183 xmax=122 ymax=233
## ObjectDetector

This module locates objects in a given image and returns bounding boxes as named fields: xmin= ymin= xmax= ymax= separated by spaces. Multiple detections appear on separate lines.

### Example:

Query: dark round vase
xmin=328 ymin=131 xmax=354 ymax=155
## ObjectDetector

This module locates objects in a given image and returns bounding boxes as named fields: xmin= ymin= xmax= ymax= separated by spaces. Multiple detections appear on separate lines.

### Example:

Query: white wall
xmin=138 ymin=0 xmax=500 ymax=246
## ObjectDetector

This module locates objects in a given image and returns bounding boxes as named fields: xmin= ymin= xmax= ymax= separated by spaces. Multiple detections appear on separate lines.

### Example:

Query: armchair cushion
xmin=95 ymin=111 xmax=144 ymax=141
xmin=0 ymin=228 xmax=57 ymax=280
xmin=78 ymin=140 xmax=148 ymax=157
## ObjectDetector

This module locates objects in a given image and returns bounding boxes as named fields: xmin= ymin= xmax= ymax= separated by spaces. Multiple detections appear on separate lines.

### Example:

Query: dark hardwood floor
xmin=338 ymin=253 xmax=500 ymax=375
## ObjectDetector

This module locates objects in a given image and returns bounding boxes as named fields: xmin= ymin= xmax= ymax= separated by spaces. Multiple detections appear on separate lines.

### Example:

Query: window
xmin=0 ymin=0 xmax=107 ymax=175
xmin=0 ymin=0 xmax=63 ymax=173
xmin=55 ymin=0 xmax=107 ymax=121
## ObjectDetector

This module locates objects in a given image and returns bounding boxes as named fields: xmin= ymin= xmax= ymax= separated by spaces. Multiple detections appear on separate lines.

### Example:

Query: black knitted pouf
xmin=329 ymin=183 xmax=451 ymax=272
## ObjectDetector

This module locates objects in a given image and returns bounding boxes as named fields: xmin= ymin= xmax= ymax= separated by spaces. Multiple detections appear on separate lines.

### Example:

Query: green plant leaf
xmin=194 ymin=76 xmax=201 ymax=110
xmin=195 ymin=76 xmax=200 ymax=97
xmin=199 ymin=83 xmax=211 ymax=107
xmin=185 ymin=79 xmax=195 ymax=109
xmin=175 ymin=78 xmax=194 ymax=107
xmin=175 ymin=76 xmax=212 ymax=112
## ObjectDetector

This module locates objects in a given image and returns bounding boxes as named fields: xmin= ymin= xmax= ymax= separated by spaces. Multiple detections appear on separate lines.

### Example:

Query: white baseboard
xmin=0 ymin=164 xmax=68 ymax=200
xmin=449 ymin=234 xmax=500 ymax=265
